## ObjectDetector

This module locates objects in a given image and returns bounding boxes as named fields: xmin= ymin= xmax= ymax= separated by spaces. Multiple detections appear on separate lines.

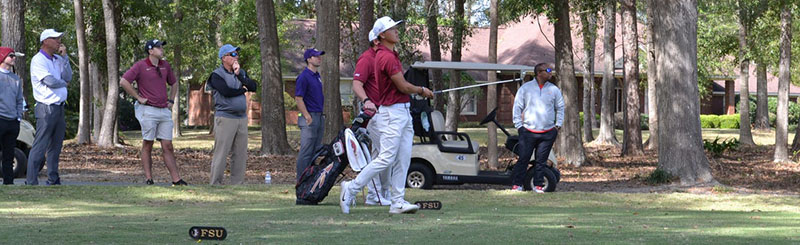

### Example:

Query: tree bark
xmin=316 ymin=0 xmax=343 ymax=142
xmin=580 ymin=7 xmax=597 ymax=142
xmin=425 ymin=0 xmax=445 ymax=112
xmin=97 ymin=0 xmax=120 ymax=147
xmin=357 ymin=0 xmax=374 ymax=54
xmin=554 ymin=0 xmax=587 ymax=166
xmin=486 ymin=0 xmax=499 ymax=169
xmin=91 ymin=62 xmax=104 ymax=142
xmin=171 ymin=0 xmax=183 ymax=138
xmin=737 ymin=1 xmax=755 ymax=146
xmin=1 ymin=0 xmax=27 ymax=106
xmin=645 ymin=0 xmax=658 ymax=150
xmin=754 ymin=62 xmax=769 ymax=130
xmin=592 ymin=0 xmax=620 ymax=147
xmin=653 ymin=0 xmax=713 ymax=185
xmin=73 ymin=0 xmax=92 ymax=144
xmin=621 ymin=0 xmax=644 ymax=156
xmin=255 ymin=0 xmax=292 ymax=155
xmin=445 ymin=0 xmax=465 ymax=133
xmin=774 ymin=4 xmax=791 ymax=162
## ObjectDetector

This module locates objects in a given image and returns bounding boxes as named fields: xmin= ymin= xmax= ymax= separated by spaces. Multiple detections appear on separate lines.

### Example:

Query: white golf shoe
xmin=389 ymin=201 xmax=419 ymax=214
xmin=340 ymin=181 xmax=355 ymax=214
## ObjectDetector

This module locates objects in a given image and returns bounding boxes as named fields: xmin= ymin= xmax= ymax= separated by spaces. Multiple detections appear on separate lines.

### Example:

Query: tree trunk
xmin=621 ymin=0 xmax=644 ymax=156
xmin=653 ymin=0 xmax=713 ymax=185
xmin=592 ymin=0 xmax=620 ymax=147
xmin=554 ymin=0 xmax=587 ymax=166
xmin=445 ymin=0 xmax=465 ymax=133
xmin=645 ymin=0 xmax=658 ymax=150
xmin=357 ymin=0 xmax=374 ymax=54
xmin=425 ymin=0 xmax=445 ymax=112
xmin=91 ymin=62 xmax=104 ymax=142
xmin=97 ymin=0 xmax=120 ymax=147
xmin=1 ymin=0 xmax=27 ymax=106
xmin=754 ymin=62 xmax=769 ymax=130
xmin=255 ymin=0 xmax=292 ymax=155
xmin=171 ymin=0 xmax=183 ymax=138
xmin=737 ymin=2 xmax=755 ymax=146
xmin=580 ymin=7 xmax=597 ymax=142
xmin=316 ymin=0 xmax=343 ymax=142
xmin=774 ymin=4 xmax=791 ymax=162
xmin=73 ymin=0 xmax=92 ymax=144
xmin=485 ymin=0 xmax=499 ymax=169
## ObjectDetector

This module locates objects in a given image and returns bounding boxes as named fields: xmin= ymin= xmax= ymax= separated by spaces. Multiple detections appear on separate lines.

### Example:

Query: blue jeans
xmin=512 ymin=128 xmax=557 ymax=187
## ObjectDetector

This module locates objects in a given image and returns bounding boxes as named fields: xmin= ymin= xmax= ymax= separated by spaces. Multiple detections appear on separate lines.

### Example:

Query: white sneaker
xmin=340 ymin=181 xmax=355 ymax=214
xmin=365 ymin=198 xmax=392 ymax=206
xmin=389 ymin=201 xmax=419 ymax=214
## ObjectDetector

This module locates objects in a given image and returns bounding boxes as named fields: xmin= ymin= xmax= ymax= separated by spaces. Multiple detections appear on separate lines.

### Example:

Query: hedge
xmin=699 ymin=115 xmax=720 ymax=128
xmin=718 ymin=114 xmax=740 ymax=129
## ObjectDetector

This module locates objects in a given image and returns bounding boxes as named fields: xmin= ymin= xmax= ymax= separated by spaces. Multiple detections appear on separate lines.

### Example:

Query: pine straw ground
xmin=55 ymin=142 xmax=800 ymax=194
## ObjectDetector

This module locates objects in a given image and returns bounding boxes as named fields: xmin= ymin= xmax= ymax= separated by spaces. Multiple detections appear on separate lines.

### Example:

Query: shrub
xmin=703 ymin=137 xmax=739 ymax=156
xmin=645 ymin=169 xmax=673 ymax=185
xmin=718 ymin=114 xmax=740 ymax=129
xmin=699 ymin=115 xmax=720 ymax=128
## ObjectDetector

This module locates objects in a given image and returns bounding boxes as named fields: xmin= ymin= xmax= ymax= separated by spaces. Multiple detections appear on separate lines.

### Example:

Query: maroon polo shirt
xmin=122 ymin=58 xmax=177 ymax=108
xmin=353 ymin=48 xmax=378 ymax=101
xmin=374 ymin=44 xmax=409 ymax=106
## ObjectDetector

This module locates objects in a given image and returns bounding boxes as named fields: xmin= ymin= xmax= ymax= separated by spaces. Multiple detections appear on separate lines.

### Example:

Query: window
xmin=460 ymin=94 xmax=477 ymax=115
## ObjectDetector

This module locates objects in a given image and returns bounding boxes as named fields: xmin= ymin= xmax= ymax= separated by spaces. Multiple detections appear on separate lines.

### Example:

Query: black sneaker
xmin=172 ymin=179 xmax=188 ymax=186
xmin=145 ymin=179 xmax=154 ymax=185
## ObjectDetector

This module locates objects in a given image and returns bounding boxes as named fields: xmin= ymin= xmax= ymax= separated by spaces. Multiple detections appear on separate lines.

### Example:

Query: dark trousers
xmin=0 ymin=118 xmax=19 ymax=184
xmin=26 ymin=103 xmax=65 ymax=185
xmin=296 ymin=112 xmax=325 ymax=182
xmin=512 ymin=128 xmax=558 ymax=187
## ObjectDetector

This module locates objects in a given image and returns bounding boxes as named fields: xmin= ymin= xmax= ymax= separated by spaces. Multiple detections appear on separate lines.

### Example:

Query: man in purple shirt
xmin=120 ymin=39 xmax=187 ymax=186
xmin=294 ymin=48 xmax=325 ymax=204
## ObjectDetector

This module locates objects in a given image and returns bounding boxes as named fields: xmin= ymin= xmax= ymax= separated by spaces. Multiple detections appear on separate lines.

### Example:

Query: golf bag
xmin=295 ymin=114 xmax=372 ymax=205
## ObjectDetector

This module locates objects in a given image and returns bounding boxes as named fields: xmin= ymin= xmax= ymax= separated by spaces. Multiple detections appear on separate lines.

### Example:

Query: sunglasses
xmin=538 ymin=68 xmax=553 ymax=73
xmin=8 ymin=54 xmax=16 ymax=58
xmin=226 ymin=52 xmax=239 ymax=57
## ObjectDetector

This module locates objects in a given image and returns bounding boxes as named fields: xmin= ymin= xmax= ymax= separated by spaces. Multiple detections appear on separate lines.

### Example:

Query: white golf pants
xmin=366 ymin=110 xmax=391 ymax=202
xmin=347 ymin=103 xmax=413 ymax=205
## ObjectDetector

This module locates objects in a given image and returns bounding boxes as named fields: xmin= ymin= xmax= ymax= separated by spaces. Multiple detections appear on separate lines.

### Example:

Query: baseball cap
xmin=303 ymin=48 xmax=325 ymax=61
xmin=371 ymin=16 xmax=404 ymax=37
xmin=218 ymin=44 xmax=241 ymax=59
xmin=145 ymin=39 xmax=167 ymax=51
xmin=39 ymin=29 xmax=63 ymax=42
xmin=0 ymin=47 xmax=24 ymax=61
xmin=368 ymin=29 xmax=378 ymax=42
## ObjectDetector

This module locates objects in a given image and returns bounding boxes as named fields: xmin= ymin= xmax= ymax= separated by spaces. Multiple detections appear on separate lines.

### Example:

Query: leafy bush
xmin=703 ymin=137 xmax=739 ymax=156
xmin=718 ymin=114 xmax=740 ymax=129
xmin=578 ymin=112 xmax=600 ymax=128
xmin=645 ymin=169 xmax=673 ymax=185
xmin=744 ymin=96 xmax=800 ymax=127
xmin=699 ymin=115 xmax=720 ymax=128
xmin=284 ymin=91 xmax=297 ymax=111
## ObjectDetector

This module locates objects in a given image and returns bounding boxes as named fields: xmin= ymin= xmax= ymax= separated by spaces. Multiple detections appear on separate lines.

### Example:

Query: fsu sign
xmin=189 ymin=226 xmax=227 ymax=240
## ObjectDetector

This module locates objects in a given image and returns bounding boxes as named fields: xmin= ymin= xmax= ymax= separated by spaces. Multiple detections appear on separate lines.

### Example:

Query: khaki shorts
xmin=134 ymin=102 xmax=173 ymax=141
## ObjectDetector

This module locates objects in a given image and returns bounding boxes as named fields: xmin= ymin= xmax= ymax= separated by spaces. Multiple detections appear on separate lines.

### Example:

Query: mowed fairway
xmin=1 ymin=185 xmax=799 ymax=244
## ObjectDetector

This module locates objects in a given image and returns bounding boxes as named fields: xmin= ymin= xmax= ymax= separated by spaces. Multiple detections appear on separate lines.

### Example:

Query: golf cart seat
xmin=429 ymin=110 xmax=479 ymax=154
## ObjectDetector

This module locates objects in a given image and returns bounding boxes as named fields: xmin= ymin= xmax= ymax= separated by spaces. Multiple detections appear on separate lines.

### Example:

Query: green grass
xmin=1 ymin=185 xmax=799 ymax=243
xmin=113 ymin=126 xmax=795 ymax=150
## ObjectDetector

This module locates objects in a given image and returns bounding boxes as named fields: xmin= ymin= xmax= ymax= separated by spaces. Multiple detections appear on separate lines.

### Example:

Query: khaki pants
xmin=210 ymin=116 xmax=248 ymax=185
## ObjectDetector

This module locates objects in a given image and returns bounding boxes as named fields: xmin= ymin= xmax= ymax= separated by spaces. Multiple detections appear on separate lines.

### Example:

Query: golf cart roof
xmin=411 ymin=61 xmax=535 ymax=73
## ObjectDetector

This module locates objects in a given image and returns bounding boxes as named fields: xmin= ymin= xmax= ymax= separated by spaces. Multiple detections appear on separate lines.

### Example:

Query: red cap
xmin=0 ymin=47 xmax=22 ymax=61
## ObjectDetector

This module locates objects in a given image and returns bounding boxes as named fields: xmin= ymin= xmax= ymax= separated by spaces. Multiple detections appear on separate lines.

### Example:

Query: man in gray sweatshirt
xmin=207 ymin=44 xmax=257 ymax=185
xmin=511 ymin=63 xmax=564 ymax=193
xmin=0 ymin=47 xmax=24 ymax=185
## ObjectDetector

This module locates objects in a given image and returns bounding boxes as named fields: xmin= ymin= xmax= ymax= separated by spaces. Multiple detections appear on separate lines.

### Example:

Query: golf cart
xmin=403 ymin=61 xmax=561 ymax=192
xmin=0 ymin=119 xmax=36 ymax=179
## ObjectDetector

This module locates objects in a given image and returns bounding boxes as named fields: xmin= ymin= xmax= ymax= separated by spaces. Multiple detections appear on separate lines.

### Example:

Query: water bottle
xmin=264 ymin=171 xmax=272 ymax=185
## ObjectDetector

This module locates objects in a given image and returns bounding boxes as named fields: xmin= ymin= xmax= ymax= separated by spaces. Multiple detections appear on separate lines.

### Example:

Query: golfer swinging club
xmin=340 ymin=16 xmax=434 ymax=214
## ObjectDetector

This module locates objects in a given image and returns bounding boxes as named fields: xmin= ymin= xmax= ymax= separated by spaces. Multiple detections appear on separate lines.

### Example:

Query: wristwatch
xmin=362 ymin=98 xmax=371 ymax=104
xmin=168 ymin=99 xmax=175 ymax=104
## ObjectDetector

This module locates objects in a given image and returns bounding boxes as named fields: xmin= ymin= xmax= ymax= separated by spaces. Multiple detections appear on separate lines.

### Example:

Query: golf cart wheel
xmin=0 ymin=147 xmax=28 ymax=178
xmin=407 ymin=161 xmax=434 ymax=189
xmin=549 ymin=165 xmax=561 ymax=183
xmin=523 ymin=167 xmax=557 ymax=192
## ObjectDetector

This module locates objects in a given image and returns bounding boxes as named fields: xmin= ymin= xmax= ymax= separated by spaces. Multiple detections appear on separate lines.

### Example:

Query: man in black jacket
xmin=207 ymin=44 xmax=257 ymax=185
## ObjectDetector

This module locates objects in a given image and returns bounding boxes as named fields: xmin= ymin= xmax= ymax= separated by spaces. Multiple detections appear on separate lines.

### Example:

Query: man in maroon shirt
xmin=341 ymin=17 xmax=433 ymax=214
xmin=352 ymin=33 xmax=390 ymax=206
xmin=120 ymin=39 xmax=187 ymax=186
